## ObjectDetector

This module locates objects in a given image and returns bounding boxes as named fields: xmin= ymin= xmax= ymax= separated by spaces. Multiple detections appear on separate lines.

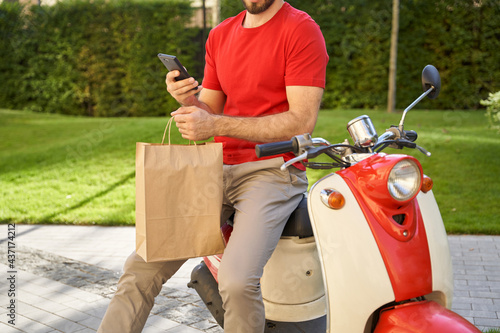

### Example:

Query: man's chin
xmin=241 ymin=0 xmax=276 ymax=15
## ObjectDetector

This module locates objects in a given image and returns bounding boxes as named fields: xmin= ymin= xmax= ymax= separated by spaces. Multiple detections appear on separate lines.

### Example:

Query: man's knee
xmin=219 ymin=267 xmax=261 ymax=301
xmin=119 ymin=252 xmax=166 ymax=295
xmin=122 ymin=252 xmax=147 ymax=274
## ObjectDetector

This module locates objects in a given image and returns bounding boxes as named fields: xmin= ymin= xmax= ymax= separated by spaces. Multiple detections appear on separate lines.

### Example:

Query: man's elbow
xmin=291 ymin=118 xmax=317 ymax=138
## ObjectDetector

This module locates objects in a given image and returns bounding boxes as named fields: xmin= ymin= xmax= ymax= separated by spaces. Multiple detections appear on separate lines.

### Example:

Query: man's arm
xmin=171 ymin=85 xmax=323 ymax=142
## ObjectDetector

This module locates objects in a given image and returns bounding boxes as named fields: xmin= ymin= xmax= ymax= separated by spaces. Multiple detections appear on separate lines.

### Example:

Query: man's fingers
xmin=168 ymin=81 xmax=200 ymax=100
xmin=174 ymin=120 xmax=194 ymax=141
xmin=171 ymin=106 xmax=196 ymax=117
xmin=177 ymin=82 xmax=200 ymax=95
xmin=165 ymin=70 xmax=181 ymax=84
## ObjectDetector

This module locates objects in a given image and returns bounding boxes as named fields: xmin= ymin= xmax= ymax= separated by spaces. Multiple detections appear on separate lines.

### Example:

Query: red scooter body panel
xmin=203 ymin=223 xmax=233 ymax=282
xmin=374 ymin=300 xmax=480 ymax=332
xmin=339 ymin=154 xmax=433 ymax=301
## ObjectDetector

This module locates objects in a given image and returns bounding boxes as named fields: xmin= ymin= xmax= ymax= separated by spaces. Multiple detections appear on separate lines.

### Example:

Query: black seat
xmin=225 ymin=196 xmax=313 ymax=238
xmin=281 ymin=196 xmax=313 ymax=238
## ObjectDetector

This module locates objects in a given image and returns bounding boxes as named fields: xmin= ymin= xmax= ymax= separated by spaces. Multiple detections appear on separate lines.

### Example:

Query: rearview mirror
xmin=399 ymin=65 xmax=442 ymax=130
xmin=422 ymin=65 xmax=441 ymax=99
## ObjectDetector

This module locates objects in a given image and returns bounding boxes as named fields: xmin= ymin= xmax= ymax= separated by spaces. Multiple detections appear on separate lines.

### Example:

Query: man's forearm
xmin=212 ymin=110 xmax=316 ymax=143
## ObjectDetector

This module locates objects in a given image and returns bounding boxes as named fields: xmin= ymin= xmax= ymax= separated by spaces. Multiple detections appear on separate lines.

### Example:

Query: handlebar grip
xmin=255 ymin=139 xmax=297 ymax=158
xmin=404 ymin=130 xmax=418 ymax=142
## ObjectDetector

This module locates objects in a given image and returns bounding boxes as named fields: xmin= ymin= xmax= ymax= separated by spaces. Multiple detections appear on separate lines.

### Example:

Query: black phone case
xmin=158 ymin=54 xmax=191 ymax=81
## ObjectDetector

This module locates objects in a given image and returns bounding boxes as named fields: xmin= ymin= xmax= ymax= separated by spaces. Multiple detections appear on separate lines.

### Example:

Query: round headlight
xmin=387 ymin=160 xmax=421 ymax=201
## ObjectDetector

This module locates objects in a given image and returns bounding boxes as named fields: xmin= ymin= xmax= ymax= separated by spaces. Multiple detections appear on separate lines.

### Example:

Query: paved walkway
xmin=0 ymin=224 xmax=499 ymax=332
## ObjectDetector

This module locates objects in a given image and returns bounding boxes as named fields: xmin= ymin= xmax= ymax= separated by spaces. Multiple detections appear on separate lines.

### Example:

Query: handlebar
xmin=255 ymin=139 xmax=297 ymax=158
xmin=255 ymin=128 xmax=429 ymax=171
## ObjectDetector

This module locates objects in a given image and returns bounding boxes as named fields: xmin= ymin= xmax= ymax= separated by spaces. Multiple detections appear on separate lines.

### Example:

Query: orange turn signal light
xmin=321 ymin=189 xmax=346 ymax=210
xmin=421 ymin=175 xmax=434 ymax=193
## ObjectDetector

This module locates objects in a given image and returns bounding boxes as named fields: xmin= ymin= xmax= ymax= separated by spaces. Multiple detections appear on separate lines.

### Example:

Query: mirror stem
xmin=399 ymin=86 xmax=435 ymax=131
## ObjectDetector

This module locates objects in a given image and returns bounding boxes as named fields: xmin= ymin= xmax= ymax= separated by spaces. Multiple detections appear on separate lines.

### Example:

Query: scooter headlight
xmin=387 ymin=159 xmax=422 ymax=201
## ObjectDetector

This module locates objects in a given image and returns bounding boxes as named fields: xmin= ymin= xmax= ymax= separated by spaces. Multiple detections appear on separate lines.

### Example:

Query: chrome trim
xmin=347 ymin=115 xmax=378 ymax=147
xmin=320 ymin=188 xmax=335 ymax=208
xmin=280 ymin=152 xmax=308 ymax=171
xmin=342 ymin=153 xmax=375 ymax=165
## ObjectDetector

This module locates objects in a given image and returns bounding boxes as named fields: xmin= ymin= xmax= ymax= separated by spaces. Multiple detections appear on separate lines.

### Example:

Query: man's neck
xmin=242 ymin=0 xmax=285 ymax=29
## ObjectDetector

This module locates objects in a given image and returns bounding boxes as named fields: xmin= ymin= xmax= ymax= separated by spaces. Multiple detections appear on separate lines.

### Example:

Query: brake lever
xmin=280 ymin=152 xmax=308 ymax=171
xmin=396 ymin=139 xmax=417 ymax=149
xmin=396 ymin=139 xmax=432 ymax=157
xmin=416 ymin=145 xmax=432 ymax=157
xmin=280 ymin=145 xmax=347 ymax=171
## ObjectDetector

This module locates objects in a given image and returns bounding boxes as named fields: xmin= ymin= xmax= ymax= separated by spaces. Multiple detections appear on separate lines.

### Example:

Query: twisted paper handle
xmin=161 ymin=117 xmax=196 ymax=145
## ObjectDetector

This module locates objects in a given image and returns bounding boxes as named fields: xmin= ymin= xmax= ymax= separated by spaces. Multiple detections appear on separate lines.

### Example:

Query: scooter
xmin=188 ymin=65 xmax=481 ymax=332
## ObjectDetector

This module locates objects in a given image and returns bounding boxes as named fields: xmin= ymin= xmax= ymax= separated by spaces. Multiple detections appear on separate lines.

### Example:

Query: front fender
xmin=374 ymin=300 xmax=480 ymax=333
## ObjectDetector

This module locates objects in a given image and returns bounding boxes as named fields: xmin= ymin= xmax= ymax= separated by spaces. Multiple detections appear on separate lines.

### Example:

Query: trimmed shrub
xmin=0 ymin=0 xmax=202 ymax=116
xmin=222 ymin=0 xmax=500 ymax=111
xmin=481 ymin=91 xmax=500 ymax=132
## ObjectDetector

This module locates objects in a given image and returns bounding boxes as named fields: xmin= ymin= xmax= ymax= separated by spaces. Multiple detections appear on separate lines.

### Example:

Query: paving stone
xmin=45 ymin=318 xmax=88 ymax=333
xmin=74 ymin=328 xmax=96 ymax=333
xmin=455 ymin=309 xmax=498 ymax=319
xmin=205 ymin=326 xmax=224 ymax=333
xmin=190 ymin=319 xmax=219 ymax=331
xmin=76 ymin=316 xmax=102 ymax=330
xmin=470 ymin=291 xmax=500 ymax=299
xmin=151 ymin=300 xmax=184 ymax=314
xmin=474 ymin=317 xmax=500 ymax=328
xmin=144 ymin=314 xmax=180 ymax=330
xmin=56 ymin=308 xmax=92 ymax=323
xmin=0 ymin=322 xmax=24 ymax=332
xmin=472 ymin=302 xmax=500 ymax=312
xmin=452 ymin=302 xmax=472 ymax=310
xmin=12 ymin=315 xmax=55 ymax=333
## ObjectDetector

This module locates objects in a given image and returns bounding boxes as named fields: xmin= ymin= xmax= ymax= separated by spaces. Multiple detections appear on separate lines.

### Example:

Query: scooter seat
xmin=281 ymin=196 xmax=313 ymax=238
xmin=225 ymin=196 xmax=313 ymax=238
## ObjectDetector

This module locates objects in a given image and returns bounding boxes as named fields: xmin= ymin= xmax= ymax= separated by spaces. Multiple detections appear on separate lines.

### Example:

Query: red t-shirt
xmin=202 ymin=3 xmax=329 ymax=168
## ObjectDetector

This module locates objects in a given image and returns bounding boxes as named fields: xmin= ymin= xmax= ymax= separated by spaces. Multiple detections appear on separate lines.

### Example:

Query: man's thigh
xmin=221 ymin=158 xmax=307 ymax=278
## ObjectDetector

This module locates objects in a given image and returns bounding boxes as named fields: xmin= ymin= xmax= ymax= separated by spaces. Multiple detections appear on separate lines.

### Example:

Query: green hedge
xmin=1 ymin=0 xmax=499 ymax=116
xmin=0 ymin=0 xmax=203 ymax=117
xmin=224 ymin=0 xmax=500 ymax=111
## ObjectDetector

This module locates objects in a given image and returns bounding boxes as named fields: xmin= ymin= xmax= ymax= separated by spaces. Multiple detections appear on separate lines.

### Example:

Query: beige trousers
xmin=98 ymin=157 xmax=307 ymax=333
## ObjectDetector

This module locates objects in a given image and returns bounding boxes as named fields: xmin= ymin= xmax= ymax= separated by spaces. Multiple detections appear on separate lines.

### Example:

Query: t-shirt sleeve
xmin=202 ymin=30 xmax=223 ymax=91
xmin=284 ymin=20 xmax=329 ymax=88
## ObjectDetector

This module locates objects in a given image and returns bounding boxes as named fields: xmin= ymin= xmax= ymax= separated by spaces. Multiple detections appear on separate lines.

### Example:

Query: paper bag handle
xmin=161 ymin=117 xmax=196 ymax=145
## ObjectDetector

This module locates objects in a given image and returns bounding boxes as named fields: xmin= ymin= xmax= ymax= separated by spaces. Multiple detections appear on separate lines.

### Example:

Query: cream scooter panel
xmin=417 ymin=190 xmax=454 ymax=308
xmin=308 ymin=173 xmax=395 ymax=333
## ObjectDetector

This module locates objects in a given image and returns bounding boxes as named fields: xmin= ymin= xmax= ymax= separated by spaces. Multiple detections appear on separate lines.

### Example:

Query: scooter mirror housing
xmin=399 ymin=65 xmax=442 ymax=131
xmin=422 ymin=65 xmax=441 ymax=99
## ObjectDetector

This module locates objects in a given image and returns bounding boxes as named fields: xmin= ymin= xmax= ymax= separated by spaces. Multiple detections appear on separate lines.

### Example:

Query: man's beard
xmin=241 ymin=0 xmax=276 ymax=15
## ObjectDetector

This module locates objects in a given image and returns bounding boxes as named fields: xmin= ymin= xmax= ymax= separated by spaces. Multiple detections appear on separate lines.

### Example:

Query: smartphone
xmin=158 ymin=53 xmax=192 ymax=81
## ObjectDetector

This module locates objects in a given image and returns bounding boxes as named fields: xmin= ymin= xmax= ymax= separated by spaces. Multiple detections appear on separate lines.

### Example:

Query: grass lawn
xmin=0 ymin=108 xmax=499 ymax=234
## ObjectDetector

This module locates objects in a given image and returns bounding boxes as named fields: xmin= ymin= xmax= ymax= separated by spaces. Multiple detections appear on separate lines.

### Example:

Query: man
xmin=98 ymin=0 xmax=328 ymax=332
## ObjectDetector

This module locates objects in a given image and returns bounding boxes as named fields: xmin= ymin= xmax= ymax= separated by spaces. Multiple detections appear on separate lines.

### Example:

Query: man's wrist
xmin=210 ymin=113 xmax=224 ymax=137
xmin=179 ymin=95 xmax=199 ymax=107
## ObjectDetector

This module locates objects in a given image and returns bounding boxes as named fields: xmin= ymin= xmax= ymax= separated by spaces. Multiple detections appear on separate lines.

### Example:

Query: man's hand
xmin=171 ymin=107 xmax=217 ymax=141
xmin=165 ymin=71 xmax=202 ymax=106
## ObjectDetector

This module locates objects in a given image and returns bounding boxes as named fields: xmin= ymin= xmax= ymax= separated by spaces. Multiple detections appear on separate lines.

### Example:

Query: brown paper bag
xmin=135 ymin=118 xmax=225 ymax=262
